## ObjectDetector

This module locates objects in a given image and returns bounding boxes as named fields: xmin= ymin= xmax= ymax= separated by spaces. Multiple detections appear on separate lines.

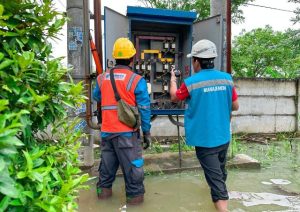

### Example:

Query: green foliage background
xmin=288 ymin=0 xmax=300 ymax=24
xmin=232 ymin=26 xmax=300 ymax=78
xmin=0 ymin=0 xmax=88 ymax=211
xmin=138 ymin=0 xmax=255 ymax=23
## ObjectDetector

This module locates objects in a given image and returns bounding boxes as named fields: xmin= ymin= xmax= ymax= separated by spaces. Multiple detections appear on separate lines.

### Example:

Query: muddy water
xmin=79 ymin=141 xmax=300 ymax=211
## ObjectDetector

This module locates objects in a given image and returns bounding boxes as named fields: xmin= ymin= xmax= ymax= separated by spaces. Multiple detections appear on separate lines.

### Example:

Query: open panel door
xmin=193 ymin=15 xmax=224 ymax=71
xmin=104 ymin=7 xmax=129 ymax=69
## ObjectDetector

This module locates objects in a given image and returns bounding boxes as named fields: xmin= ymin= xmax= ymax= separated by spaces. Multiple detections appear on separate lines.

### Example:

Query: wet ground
xmin=79 ymin=139 xmax=300 ymax=211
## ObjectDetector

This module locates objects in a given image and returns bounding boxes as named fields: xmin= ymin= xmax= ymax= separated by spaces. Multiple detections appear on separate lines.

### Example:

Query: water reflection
xmin=230 ymin=191 xmax=300 ymax=211
xmin=79 ymin=141 xmax=300 ymax=211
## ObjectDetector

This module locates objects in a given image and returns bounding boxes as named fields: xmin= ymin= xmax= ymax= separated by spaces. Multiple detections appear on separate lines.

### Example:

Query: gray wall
xmin=232 ymin=78 xmax=299 ymax=133
xmin=150 ymin=78 xmax=300 ymax=136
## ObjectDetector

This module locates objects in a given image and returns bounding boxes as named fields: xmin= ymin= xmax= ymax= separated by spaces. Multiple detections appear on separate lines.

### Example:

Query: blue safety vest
xmin=184 ymin=69 xmax=233 ymax=147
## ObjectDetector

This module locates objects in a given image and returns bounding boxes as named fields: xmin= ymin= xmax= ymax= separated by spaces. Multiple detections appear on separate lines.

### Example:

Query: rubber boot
xmin=127 ymin=195 xmax=144 ymax=205
xmin=97 ymin=187 xmax=112 ymax=199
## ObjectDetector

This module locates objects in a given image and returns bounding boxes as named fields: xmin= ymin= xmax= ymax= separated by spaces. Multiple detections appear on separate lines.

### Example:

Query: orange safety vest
xmin=97 ymin=65 xmax=142 ymax=133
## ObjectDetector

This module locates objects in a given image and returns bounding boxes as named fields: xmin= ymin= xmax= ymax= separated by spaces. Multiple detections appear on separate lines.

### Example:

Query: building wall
xmin=232 ymin=78 xmax=298 ymax=133
xmin=150 ymin=78 xmax=299 ymax=136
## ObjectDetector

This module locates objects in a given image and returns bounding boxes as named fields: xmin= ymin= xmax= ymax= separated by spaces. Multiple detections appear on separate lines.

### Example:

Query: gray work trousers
xmin=97 ymin=132 xmax=145 ymax=197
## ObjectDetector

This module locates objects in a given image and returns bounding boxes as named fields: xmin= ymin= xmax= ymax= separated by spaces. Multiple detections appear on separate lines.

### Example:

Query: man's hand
xmin=170 ymin=66 xmax=179 ymax=102
xmin=170 ymin=66 xmax=177 ymax=82
xmin=143 ymin=132 xmax=151 ymax=150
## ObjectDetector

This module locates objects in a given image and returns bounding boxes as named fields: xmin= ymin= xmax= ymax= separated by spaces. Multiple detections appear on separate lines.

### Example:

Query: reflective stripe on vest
xmin=184 ymin=69 xmax=233 ymax=147
xmin=101 ymin=105 xmax=118 ymax=110
xmin=186 ymin=79 xmax=233 ymax=93
xmin=100 ymin=67 xmax=142 ymax=133
xmin=127 ymin=73 xmax=138 ymax=91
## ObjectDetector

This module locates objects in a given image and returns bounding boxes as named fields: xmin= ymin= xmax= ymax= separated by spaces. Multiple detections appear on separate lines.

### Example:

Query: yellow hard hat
xmin=112 ymin=37 xmax=136 ymax=59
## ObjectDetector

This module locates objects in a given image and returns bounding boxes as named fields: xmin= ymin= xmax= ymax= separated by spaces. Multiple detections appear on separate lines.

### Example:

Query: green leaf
xmin=33 ymin=158 xmax=44 ymax=168
xmin=0 ymin=129 xmax=19 ymax=137
xmin=47 ymin=155 xmax=55 ymax=166
xmin=17 ymin=171 xmax=27 ymax=179
xmin=0 ymin=59 xmax=14 ymax=70
xmin=0 ymin=136 xmax=24 ymax=147
xmin=17 ymin=51 xmax=35 ymax=69
xmin=35 ymin=94 xmax=49 ymax=104
xmin=16 ymin=38 xmax=24 ymax=49
xmin=0 ymin=31 xmax=19 ymax=37
xmin=2 ymin=85 xmax=12 ymax=93
xmin=0 ymin=146 xmax=17 ymax=155
xmin=0 ymin=176 xmax=19 ymax=198
xmin=32 ymin=171 xmax=43 ymax=182
xmin=0 ymin=99 xmax=8 ymax=112
xmin=35 ymin=202 xmax=50 ymax=211
xmin=31 ymin=149 xmax=45 ymax=160
xmin=61 ymin=100 xmax=75 ymax=108
xmin=0 ymin=4 xmax=4 ymax=17
xmin=0 ymin=52 xmax=4 ymax=61
xmin=50 ymin=196 xmax=60 ymax=205
xmin=0 ymin=157 xmax=5 ymax=172
xmin=0 ymin=196 xmax=10 ymax=211
xmin=17 ymin=96 xmax=33 ymax=105
xmin=22 ymin=191 xmax=34 ymax=199
xmin=23 ymin=151 xmax=33 ymax=171
xmin=9 ymin=199 xmax=22 ymax=206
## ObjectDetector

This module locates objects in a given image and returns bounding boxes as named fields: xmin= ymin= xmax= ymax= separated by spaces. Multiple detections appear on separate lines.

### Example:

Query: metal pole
xmin=93 ymin=0 xmax=103 ymax=138
xmin=177 ymin=115 xmax=182 ymax=168
xmin=94 ymin=0 xmax=103 ymax=67
xmin=226 ymin=0 xmax=232 ymax=74
xmin=83 ymin=0 xmax=99 ymax=131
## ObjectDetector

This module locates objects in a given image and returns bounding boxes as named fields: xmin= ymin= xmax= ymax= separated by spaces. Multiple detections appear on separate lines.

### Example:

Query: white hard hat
xmin=187 ymin=39 xmax=218 ymax=58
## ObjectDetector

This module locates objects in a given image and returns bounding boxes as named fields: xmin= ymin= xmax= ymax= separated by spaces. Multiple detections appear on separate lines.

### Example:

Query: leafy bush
xmin=232 ymin=26 xmax=300 ymax=79
xmin=138 ymin=0 xmax=255 ymax=23
xmin=0 ymin=0 xmax=88 ymax=211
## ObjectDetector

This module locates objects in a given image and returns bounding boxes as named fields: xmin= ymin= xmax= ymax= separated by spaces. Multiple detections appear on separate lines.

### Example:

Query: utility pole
xmin=210 ymin=0 xmax=230 ymax=73
xmin=210 ymin=0 xmax=225 ymax=16
xmin=226 ymin=0 xmax=232 ymax=74
xmin=67 ymin=0 xmax=94 ymax=167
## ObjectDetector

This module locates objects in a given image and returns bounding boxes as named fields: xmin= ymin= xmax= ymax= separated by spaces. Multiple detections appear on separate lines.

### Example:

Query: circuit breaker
xmin=104 ymin=6 xmax=224 ymax=115
xmin=133 ymin=35 xmax=180 ymax=111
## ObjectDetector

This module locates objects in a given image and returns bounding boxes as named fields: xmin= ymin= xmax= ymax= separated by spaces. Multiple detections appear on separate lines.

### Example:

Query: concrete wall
xmin=232 ymin=78 xmax=298 ymax=133
xmin=150 ymin=78 xmax=299 ymax=136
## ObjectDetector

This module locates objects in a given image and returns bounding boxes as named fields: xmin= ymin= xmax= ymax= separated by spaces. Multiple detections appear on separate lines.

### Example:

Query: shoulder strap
xmin=110 ymin=68 xmax=121 ymax=101
xmin=97 ymin=73 xmax=104 ymax=89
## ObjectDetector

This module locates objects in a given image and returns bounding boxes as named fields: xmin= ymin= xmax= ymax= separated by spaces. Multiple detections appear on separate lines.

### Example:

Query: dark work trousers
xmin=97 ymin=132 xmax=145 ymax=198
xmin=195 ymin=142 xmax=229 ymax=202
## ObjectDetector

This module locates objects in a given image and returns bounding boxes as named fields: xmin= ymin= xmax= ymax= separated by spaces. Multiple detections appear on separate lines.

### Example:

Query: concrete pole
xmin=67 ymin=0 xmax=94 ymax=167
xmin=210 ymin=0 xmax=226 ymax=16
xmin=210 ymin=0 xmax=227 ymax=72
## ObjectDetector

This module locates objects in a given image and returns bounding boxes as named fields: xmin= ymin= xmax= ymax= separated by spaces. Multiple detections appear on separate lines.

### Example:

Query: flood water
xmin=79 ymin=140 xmax=300 ymax=212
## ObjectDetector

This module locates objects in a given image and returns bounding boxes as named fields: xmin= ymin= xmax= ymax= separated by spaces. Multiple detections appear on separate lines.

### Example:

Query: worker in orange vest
xmin=93 ymin=38 xmax=151 ymax=205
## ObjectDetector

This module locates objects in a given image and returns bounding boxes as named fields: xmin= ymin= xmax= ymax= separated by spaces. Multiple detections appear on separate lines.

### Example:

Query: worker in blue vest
xmin=170 ymin=39 xmax=239 ymax=212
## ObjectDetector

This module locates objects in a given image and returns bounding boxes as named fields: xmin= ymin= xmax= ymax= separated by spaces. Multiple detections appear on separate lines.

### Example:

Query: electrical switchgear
xmin=104 ymin=6 xmax=224 ymax=115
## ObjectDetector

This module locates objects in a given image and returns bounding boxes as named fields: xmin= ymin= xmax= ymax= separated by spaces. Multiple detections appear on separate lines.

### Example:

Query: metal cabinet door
xmin=104 ymin=7 xmax=129 ymax=69
xmin=192 ymin=15 xmax=225 ymax=71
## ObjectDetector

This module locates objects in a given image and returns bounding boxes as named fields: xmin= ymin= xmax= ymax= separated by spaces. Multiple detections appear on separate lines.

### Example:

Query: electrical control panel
xmin=133 ymin=35 xmax=180 ymax=110
xmin=104 ymin=6 xmax=224 ymax=115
